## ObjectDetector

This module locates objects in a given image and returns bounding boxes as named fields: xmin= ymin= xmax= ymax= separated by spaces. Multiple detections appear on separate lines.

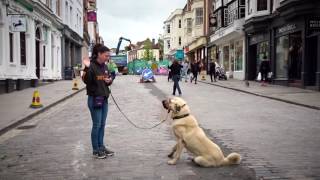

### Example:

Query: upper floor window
xmin=179 ymin=19 xmax=181 ymax=28
xmin=239 ymin=0 xmax=245 ymax=6
xmin=46 ymin=0 xmax=52 ymax=8
xmin=167 ymin=40 xmax=170 ymax=49
xmin=195 ymin=8 xmax=203 ymax=25
xmin=178 ymin=37 xmax=182 ymax=46
xmin=248 ymin=0 xmax=252 ymax=15
xmin=257 ymin=0 xmax=268 ymax=11
xmin=187 ymin=18 xmax=192 ymax=33
xmin=56 ymin=0 xmax=61 ymax=16
xmin=167 ymin=24 xmax=170 ymax=33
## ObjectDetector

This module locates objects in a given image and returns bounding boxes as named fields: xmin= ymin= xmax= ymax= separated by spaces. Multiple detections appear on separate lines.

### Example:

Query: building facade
xmin=163 ymin=9 xmax=184 ymax=59
xmin=244 ymin=0 xmax=320 ymax=90
xmin=0 ymin=0 xmax=64 ymax=94
xmin=60 ymin=0 xmax=83 ymax=79
xmin=208 ymin=0 xmax=246 ymax=80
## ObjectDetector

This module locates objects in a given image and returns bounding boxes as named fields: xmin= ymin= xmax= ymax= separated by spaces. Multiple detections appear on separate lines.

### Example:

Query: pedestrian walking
xmin=190 ymin=60 xmax=199 ymax=84
xmin=181 ymin=61 xmax=189 ymax=82
xmin=167 ymin=64 xmax=172 ymax=82
xmin=209 ymin=60 xmax=217 ymax=82
xmin=82 ymin=44 xmax=115 ymax=159
xmin=259 ymin=55 xmax=271 ymax=86
xmin=170 ymin=60 xmax=183 ymax=96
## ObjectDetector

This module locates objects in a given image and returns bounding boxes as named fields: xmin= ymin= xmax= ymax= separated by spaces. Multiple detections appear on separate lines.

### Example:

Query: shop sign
xmin=87 ymin=11 xmax=97 ymax=22
xmin=307 ymin=18 xmax=320 ymax=35
xmin=277 ymin=24 xmax=296 ymax=34
xmin=9 ymin=15 xmax=27 ymax=32
xmin=308 ymin=19 xmax=320 ymax=29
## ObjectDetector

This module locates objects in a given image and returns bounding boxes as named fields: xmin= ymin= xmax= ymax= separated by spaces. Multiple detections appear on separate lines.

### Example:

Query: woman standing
xmin=82 ymin=44 xmax=115 ymax=159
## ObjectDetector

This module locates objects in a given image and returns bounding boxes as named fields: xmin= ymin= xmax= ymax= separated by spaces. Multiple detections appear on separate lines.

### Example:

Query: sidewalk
xmin=0 ymin=79 xmax=85 ymax=135
xmin=199 ymin=76 xmax=320 ymax=110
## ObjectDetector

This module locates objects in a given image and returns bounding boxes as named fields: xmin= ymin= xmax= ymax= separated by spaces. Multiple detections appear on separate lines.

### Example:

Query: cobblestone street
xmin=0 ymin=76 xmax=319 ymax=179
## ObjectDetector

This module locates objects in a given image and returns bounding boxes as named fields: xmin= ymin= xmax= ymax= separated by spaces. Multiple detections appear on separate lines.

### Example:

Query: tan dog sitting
xmin=162 ymin=97 xmax=241 ymax=167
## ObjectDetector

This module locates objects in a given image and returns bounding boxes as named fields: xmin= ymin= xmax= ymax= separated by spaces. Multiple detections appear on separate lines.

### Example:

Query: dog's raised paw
xmin=167 ymin=160 xmax=176 ymax=165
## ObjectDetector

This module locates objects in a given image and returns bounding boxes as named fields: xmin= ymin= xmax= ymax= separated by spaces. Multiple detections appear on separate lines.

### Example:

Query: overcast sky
xmin=97 ymin=0 xmax=186 ymax=49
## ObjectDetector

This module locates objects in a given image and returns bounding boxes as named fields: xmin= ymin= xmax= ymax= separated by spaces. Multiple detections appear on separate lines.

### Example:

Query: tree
xmin=158 ymin=38 xmax=164 ymax=60
xmin=142 ymin=38 xmax=154 ymax=61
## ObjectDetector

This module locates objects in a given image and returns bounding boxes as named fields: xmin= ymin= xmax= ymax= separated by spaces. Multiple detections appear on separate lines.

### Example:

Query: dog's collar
xmin=173 ymin=113 xmax=190 ymax=120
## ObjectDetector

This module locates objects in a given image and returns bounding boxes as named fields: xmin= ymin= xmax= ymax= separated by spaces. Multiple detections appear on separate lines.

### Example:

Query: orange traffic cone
xmin=72 ymin=79 xmax=79 ymax=90
xmin=30 ymin=90 xmax=43 ymax=108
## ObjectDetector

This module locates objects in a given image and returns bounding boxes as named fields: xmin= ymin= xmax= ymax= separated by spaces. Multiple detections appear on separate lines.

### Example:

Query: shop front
xmin=246 ymin=32 xmax=270 ymax=80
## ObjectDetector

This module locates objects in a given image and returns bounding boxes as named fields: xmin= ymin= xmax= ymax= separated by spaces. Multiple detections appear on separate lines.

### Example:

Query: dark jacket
xmin=191 ymin=62 xmax=199 ymax=73
xmin=259 ymin=60 xmax=270 ymax=74
xmin=170 ymin=63 xmax=183 ymax=76
xmin=82 ymin=60 xmax=112 ymax=98
xmin=209 ymin=62 xmax=216 ymax=74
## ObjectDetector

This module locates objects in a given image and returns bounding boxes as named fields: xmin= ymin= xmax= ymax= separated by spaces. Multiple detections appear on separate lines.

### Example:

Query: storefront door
xmin=306 ymin=36 xmax=318 ymax=86
xmin=288 ymin=32 xmax=302 ymax=82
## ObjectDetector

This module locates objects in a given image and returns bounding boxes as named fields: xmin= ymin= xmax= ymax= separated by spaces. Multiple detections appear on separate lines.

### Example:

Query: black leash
xmin=110 ymin=93 xmax=168 ymax=129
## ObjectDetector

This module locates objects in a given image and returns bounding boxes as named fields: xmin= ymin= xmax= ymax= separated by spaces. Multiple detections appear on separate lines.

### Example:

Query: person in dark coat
xmin=259 ymin=55 xmax=271 ymax=86
xmin=209 ymin=60 xmax=217 ymax=82
xmin=190 ymin=60 xmax=199 ymax=84
xmin=170 ymin=60 xmax=183 ymax=95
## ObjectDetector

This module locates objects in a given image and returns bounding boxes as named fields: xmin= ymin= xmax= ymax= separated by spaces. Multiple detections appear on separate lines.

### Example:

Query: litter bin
xmin=64 ymin=66 xmax=73 ymax=80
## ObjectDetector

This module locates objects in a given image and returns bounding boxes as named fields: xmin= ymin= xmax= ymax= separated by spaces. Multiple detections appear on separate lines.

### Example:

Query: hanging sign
xmin=10 ymin=15 xmax=27 ymax=32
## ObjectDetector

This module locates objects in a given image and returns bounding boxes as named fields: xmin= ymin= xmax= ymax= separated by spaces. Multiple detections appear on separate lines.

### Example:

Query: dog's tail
xmin=222 ymin=152 xmax=241 ymax=166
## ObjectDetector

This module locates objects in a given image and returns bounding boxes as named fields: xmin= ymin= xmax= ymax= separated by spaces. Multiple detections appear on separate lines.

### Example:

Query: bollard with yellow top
xmin=201 ymin=70 xmax=206 ymax=80
xmin=30 ymin=90 xmax=43 ymax=108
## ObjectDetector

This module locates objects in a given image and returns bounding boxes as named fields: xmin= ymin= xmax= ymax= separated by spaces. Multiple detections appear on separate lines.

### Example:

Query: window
xmin=195 ymin=8 xmax=203 ymax=25
xmin=167 ymin=40 xmax=170 ymax=49
xmin=248 ymin=0 xmax=252 ymax=15
xmin=235 ymin=41 xmax=243 ymax=71
xmin=179 ymin=37 xmax=181 ymax=46
xmin=216 ymin=10 xmax=222 ymax=28
xmin=187 ymin=18 xmax=192 ymax=33
xmin=224 ymin=9 xmax=228 ymax=26
xmin=20 ymin=32 xmax=26 ymax=65
xmin=276 ymin=36 xmax=288 ymax=78
xmin=56 ymin=0 xmax=60 ymax=16
xmin=257 ymin=0 xmax=268 ymax=11
xmin=9 ymin=32 xmax=14 ymax=63
xmin=70 ymin=7 xmax=72 ymax=26
xmin=239 ymin=0 xmax=245 ymax=5
xmin=65 ymin=2 xmax=68 ymax=24
xmin=43 ymin=46 xmax=46 ymax=67
xmin=167 ymin=24 xmax=170 ymax=33
xmin=179 ymin=19 xmax=181 ymax=28
xmin=239 ymin=7 xmax=245 ymax=18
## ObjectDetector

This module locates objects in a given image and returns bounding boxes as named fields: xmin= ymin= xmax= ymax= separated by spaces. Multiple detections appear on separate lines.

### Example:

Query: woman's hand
xmin=83 ymin=57 xmax=90 ymax=67
xmin=104 ymin=77 xmax=112 ymax=84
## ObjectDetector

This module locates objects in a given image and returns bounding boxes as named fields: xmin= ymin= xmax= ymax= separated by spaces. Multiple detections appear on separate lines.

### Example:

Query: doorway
xmin=306 ymin=36 xmax=318 ymax=86
xmin=248 ymin=44 xmax=257 ymax=80
xmin=288 ymin=32 xmax=302 ymax=83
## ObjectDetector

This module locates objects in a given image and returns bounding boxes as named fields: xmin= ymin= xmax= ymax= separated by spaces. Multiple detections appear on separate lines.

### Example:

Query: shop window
xmin=257 ymin=0 xmax=268 ymax=11
xmin=20 ymin=32 xmax=26 ymax=65
xmin=276 ymin=36 xmax=289 ymax=78
xmin=235 ymin=41 xmax=243 ymax=71
xmin=9 ymin=32 xmax=14 ymax=63
xmin=223 ymin=46 xmax=229 ymax=71
xmin=195 ymin=8 xmax=203 ymax=25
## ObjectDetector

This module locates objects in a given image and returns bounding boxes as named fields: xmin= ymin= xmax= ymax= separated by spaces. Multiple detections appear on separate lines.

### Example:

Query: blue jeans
xmin=172 ymin=75 xmax=182 ymax=95
xmin=87 ymin=96 xmax=108 ymax=153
